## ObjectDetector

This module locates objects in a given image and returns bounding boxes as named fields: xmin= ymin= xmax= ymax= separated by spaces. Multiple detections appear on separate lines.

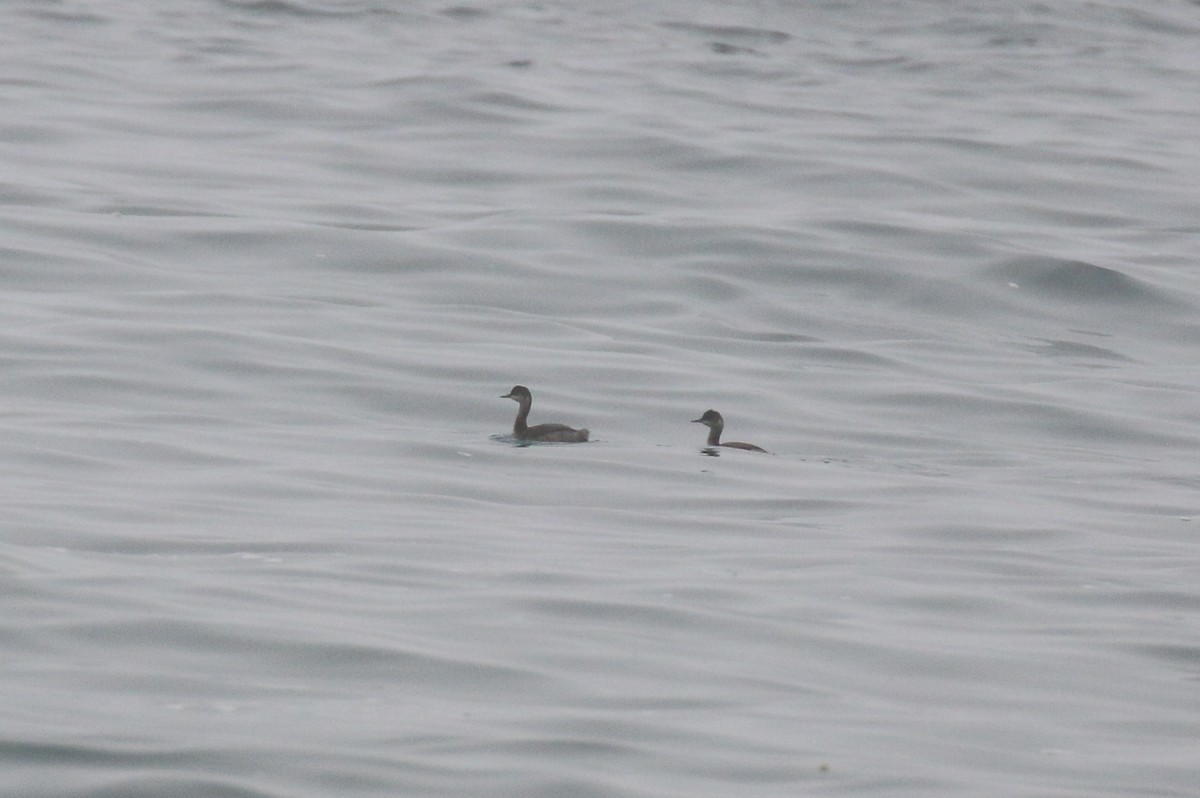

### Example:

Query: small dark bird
xmin=691 ymin=409 xmax=766 ymax=452
xmin=501 ymin=385 xmax=589 ymax=443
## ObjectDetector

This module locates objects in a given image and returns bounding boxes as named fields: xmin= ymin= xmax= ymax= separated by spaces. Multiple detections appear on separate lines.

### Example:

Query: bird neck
xmin=512 ymin=397 xmax=531 ymax=435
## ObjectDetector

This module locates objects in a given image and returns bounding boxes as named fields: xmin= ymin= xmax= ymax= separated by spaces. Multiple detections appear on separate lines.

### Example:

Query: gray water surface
xmin=3 ymin=1 xmax=1199 ymax=796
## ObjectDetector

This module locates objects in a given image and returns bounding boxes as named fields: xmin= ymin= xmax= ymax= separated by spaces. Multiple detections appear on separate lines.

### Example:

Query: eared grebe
xmin=502 ymin=385 xmax=589 ymax=443
xmin=691 ymin=409 xmax=766 ymax=452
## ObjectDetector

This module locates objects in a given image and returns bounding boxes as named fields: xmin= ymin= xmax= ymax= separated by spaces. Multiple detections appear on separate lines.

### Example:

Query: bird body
xmin=502 ymin=385 xmax=589 ymax=443
xmin=691 ymin=409 xmax=766 ymax=453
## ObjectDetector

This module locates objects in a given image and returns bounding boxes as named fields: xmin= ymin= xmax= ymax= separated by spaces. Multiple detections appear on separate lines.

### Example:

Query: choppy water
xmin=4 ymin=1 xmax=1200 ymax=796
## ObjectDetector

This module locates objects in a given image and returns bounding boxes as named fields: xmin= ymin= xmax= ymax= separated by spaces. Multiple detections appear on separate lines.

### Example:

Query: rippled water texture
xmin=3 ymin=1 xmax=1199 ymax=796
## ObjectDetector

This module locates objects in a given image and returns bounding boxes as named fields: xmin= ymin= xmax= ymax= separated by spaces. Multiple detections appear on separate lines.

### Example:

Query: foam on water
xmin=3 ymin=1 xmax=1200 ymax=797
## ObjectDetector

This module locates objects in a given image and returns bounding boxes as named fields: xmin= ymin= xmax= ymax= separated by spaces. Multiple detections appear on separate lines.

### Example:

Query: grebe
xmin=502 ymin=385 xmax=589 ymax=443
xmin=691 ymin=409 xmax=766 ymax=452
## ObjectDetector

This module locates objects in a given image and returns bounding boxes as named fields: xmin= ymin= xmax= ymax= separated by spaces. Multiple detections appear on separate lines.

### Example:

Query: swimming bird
xmin=691 ymin=409 xmax=766 ymax=452
xmin=502 ymin=385 xmax=589 ymax=443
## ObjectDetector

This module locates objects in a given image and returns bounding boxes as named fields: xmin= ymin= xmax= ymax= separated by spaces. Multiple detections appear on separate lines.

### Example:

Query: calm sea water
xmin=3 ymin=1 xmax=1199 ymax=796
